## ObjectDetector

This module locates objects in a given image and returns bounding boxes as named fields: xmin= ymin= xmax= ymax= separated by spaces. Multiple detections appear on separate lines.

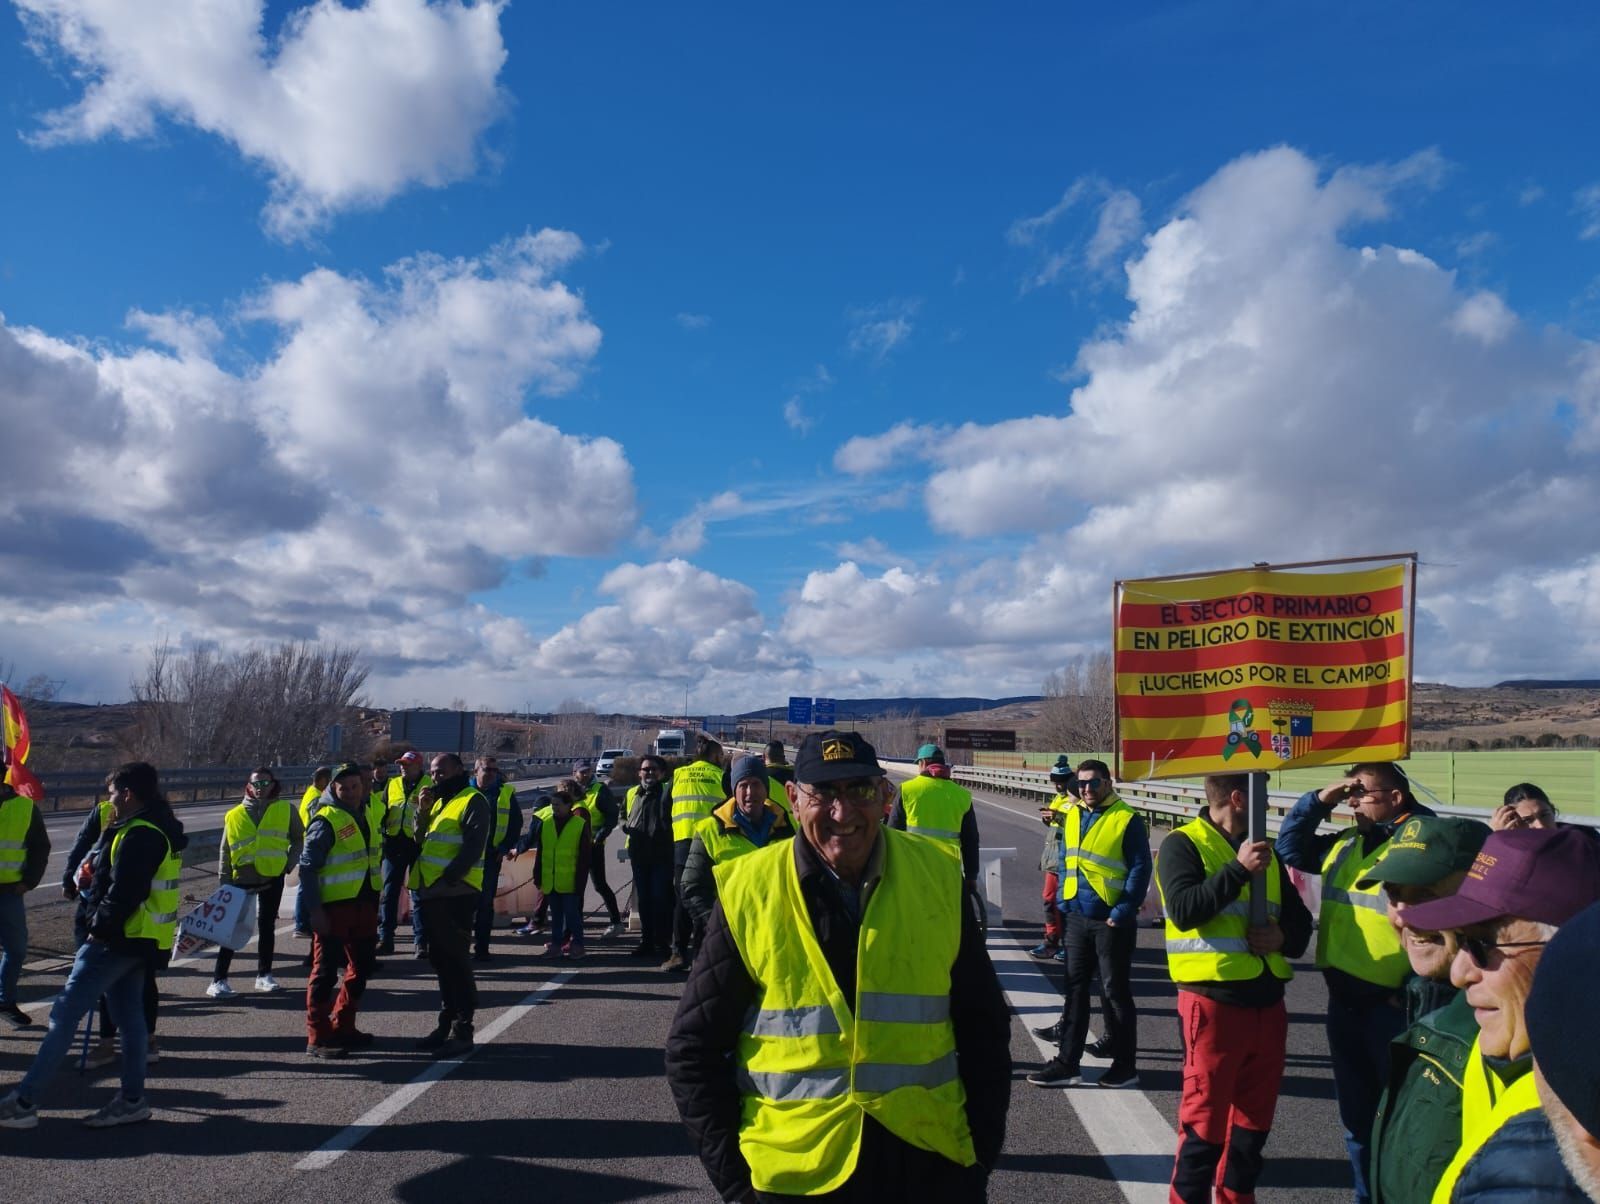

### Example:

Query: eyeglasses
xmin=797 ymin=781 xmax=880 ymax=807
xmin=1459 ymin=934 xmax=1549 ymax=969
xmin=1504 ymin=810 xmax=1556 ymax=829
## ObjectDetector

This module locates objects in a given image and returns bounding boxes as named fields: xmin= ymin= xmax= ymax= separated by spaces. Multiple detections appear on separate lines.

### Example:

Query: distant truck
xmin=652 ymin=729 xmax=689 ymax=758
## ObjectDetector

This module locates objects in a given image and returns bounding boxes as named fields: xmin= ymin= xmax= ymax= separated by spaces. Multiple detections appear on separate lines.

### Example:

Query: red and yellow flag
xmin=1 ymin=685 xmax=45 ymax=802
xmin=1115 ymin=562 xmax=1412 ymax=780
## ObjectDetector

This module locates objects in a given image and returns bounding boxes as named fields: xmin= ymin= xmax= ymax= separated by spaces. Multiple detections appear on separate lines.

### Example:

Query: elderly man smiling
xmin=664 ymin=730 xmax=1012 ymax=1203
xmin=1403 ymin=827 xmax=1600 ymax=1204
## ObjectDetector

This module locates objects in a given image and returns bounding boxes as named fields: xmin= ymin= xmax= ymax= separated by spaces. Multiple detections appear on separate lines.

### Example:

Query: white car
xmin=596 ymin=748 xmax=631 ymax=778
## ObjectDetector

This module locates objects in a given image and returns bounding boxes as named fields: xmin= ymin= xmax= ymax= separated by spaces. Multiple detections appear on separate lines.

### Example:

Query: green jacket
xmin=1370 ymin=980 xmax=1478 ymax=1204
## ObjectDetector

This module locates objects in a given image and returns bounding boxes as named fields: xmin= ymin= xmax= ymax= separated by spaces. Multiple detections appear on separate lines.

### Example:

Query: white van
xmin=596 ymin=748 xmax=631 ymax=778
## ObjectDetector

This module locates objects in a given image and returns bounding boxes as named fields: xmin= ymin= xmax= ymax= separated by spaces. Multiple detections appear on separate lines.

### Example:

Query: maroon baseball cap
xmin=1403 ymin=827 xmax=1600 ymax=931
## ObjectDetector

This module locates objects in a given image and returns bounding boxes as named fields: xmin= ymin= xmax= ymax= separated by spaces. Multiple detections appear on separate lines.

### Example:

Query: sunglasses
xmin=1076 ymin=777 xmax=1105 ymax=790
xmin=248 ymin=778 xmax=274 ymax=788
xmin=798 ymin=781 xmax=881 ymax=807
xmin=1458 ymin=934 xmax=1549 ymax=969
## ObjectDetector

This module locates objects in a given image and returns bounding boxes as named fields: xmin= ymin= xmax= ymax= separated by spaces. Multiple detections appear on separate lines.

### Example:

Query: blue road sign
xmin=787 ymin=696 xmax=813 ymax=725
xmin=812 ymin=697 xmax=835 ymax=726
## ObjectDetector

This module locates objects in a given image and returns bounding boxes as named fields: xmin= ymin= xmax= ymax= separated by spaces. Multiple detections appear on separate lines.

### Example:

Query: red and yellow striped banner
xmin=1115 ymin=563 xmax=1411 ymax=779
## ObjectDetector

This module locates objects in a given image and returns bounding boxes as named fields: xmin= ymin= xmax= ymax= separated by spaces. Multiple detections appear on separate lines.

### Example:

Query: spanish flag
xmin=1 ymin=685 xmax=45 ymax=802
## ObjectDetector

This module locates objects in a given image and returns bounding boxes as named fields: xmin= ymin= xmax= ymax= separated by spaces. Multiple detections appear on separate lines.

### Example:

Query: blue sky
xmin=2 ymin=0 xmax=1599 ymax=712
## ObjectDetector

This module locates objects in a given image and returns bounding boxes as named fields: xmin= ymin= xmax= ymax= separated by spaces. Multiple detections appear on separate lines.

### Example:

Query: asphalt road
xmin=1 ymin=775 xmax=1357 ymax=1202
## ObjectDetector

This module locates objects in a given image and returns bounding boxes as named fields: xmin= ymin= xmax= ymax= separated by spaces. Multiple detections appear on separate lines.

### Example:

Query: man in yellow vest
xmin=470 ymin=756 xmax=522 ymax=962
xmin=1403 ymin=828 xmax=1600 ymax=1203
xmin=208 ymin=767 xmax=303 ymax=998
xmin=1275 ymin=763 xmax=1434 ymax=1204
xmin=300 ymin=762 xmax=381 ymax=1059
xmin=664 ymin=730 xmax=1012 ymax=1201
xmin=664 ymin=735 xmax=726 ymax=972
xmin=378 ymin=749 xmax=430 ymax=957
xmin=411 ymin=753 xmax=489 ymax=1057
xmin=1028 ymin=758 xmax=1151 ymax=1090
xmin=1156 ymin=773 xmax=1313 ymax=1204
xmin=0 ymin=761 xmax=183 ymax=1129
xmin=572 ymin=758 xmax=623 ymax=937
xmin=680 ymin=755 xmax=794 ymax=927
xmin=0 ymin=772 xmax=50 ymax=1030
xmin=890 ymin=743 xmax=978 ymax=879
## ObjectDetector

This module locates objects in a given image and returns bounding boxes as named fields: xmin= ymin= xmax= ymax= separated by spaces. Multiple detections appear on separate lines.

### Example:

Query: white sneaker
xmin=0 ymin=1090 xmax=39 ymax=1130
xmin=205 ymin=980 xmax=235 ymax=999
xmin=253 ymin=974 xmax=281 ymax=993
xmin=602 ymin=923 xmax=624 ymax=939
xmin=82 ymin=1093 xmax=152 ymax=1128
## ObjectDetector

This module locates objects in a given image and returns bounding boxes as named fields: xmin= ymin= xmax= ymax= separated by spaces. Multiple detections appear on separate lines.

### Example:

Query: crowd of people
xmin=1 ymin=736 xmax=1598 ymax=1204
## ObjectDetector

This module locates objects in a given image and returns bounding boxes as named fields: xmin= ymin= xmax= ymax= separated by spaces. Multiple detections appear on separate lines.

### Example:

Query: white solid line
xmin=991 ymin=930 xmax=1176 ymax=1204
xmin=294 ymin=969 xmax=577 ymax=1171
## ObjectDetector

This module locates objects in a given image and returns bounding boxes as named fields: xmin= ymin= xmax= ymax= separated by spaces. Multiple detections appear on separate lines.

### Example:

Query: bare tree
xmin=1037 ymin=652 xmax=1116 ymax=755
xmin=126 ymin=638 xmax=370 ymax=766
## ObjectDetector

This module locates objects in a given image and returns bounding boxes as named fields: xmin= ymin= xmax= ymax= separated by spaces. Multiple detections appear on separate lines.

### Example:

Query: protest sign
xmin=1115 ymin=556 xmax=1415 ymax=779
xmin=175 ymin=884 xmax=258 ymax=959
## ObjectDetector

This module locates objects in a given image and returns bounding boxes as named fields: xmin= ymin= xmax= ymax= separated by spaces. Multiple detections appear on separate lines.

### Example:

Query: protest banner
xmin=1114 ymin=555 xmax=1415 ymax=780
xmin=173 ymin=884 xmax=258 ymax=960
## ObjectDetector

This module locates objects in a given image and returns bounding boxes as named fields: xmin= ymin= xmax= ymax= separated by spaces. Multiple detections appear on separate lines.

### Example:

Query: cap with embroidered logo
xmin=794 ymin=730 xmax=886 ymax=785
xmin=1354 ymin=816 xmax=1491 ymax=889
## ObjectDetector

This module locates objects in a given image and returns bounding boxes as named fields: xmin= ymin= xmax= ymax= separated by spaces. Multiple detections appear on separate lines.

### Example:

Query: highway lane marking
xmin=294 ymin=969 xmax=577 ymax=1171
xmin=991 ymin=930 xmax=1175 ymax=1204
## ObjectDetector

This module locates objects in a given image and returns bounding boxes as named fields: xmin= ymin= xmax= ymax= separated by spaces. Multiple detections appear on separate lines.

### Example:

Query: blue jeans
xmin=379 ymin=838 xmax=424 ymax=946
xmin=1326 ymin=987 xmax=1407 ymax=1204
xmin=0 ymin=891 xmax=27 ymax=1006
xmin=548 ymin=891 xmax=584 ymax=951
xmin=20 ymin=941 xmax=148 ymax=1103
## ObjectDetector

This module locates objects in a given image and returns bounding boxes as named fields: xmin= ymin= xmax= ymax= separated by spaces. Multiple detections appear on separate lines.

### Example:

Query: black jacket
xmin=664 ymin=831 xmax=1012 ymax=1202
xmin=78 ymin=804 xmax=188 ymax=961
xmin=1452 ymin=1077 xmax=1590 ymax=1203
xmin=1156 ymin=812 xmax=1313 ymax=1007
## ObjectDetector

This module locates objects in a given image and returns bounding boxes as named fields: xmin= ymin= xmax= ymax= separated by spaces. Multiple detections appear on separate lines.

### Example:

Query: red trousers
xmin=306 ymin=897 xmax=378 ymax=1043
xmin=1170 ymin=990 xmax=1287 ymax=1204
xmin=1042 ymin=871 xmax=1063 ymax=942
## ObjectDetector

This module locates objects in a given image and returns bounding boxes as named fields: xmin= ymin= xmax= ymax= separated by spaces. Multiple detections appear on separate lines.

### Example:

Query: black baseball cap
xmin=794 ymin=730 xmax=886 ymax=785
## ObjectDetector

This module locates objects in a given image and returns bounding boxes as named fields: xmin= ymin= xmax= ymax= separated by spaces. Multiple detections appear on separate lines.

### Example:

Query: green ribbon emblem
xmin=1221 ymin=698 xmax=1263 ymax=761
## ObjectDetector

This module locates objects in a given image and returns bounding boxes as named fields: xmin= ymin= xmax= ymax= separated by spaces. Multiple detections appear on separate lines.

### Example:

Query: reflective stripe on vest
xmin=224 ymin=799 xmax=293 ymax=879
xmin=898 ymin=775 xmax=973 ymax=854
xmin=1316 ymin=830 xmax=1408 ymax=988
xmin=670 ymin=762 xmax=726 ymax=842
xmin=385 ymin=774 xmax=432 ymax=838
xmin=412 ymin=788 xmax=486 ymax=891
xmin=1159 ymin=817 xmax=1292 ymax=983
xmin=715 ymin=830 xmax=976 ymax=1196
xmin=110 ymin=818 xmax=181 ymax=949
xmin=539 ymin=812 xmax=585 ymax=894
xmin=1061 ymin=798 xmax=1135 ymax=906
xmin=1429 ymin=1038 xmax=1542 ymax=1204
xmin=314 ymin=804 xmax=381 ymax=902
xmin=490 ymin=782 xmax=514 ymax=845
xmin=0 ymin=794 xmax=35 ymax=884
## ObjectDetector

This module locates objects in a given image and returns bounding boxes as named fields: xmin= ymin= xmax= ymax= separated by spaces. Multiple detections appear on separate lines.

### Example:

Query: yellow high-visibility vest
xmin=411 ymin=787 xmax=486 ymax=891
xmin=1159 ymin=817 xmax=1291 ymax=983
xmin=715 ymin=829 xmax=976 ymax=1196
xmin=1429 ymin=1037 xmax=1542 ymax=1204
xmin=385 ymin=773 xmax=432 ymax=839
xmin=898 ymin=775 xmax=973 ymax=856
xmin=314 ymin=803 xmax=381 ymax=902
xmin=299 ymin=784 xmax=323 ymax=829
xmin=1061 ymin=798 xmax=1136 ymax=906
xmin=0 ymin=793 xmax=35 ymax=884
xmin=224 ymin=799 xmax=293 ymax=879
xmin=1316 ymin=829 xmax=1408 ymax=988
xmin=693 ymin=802 xmax=791 ymax=865
xmin=538 ymin=813 xmax=586 ymax=894
xmin=109 ymin=818 xmax=181 ymax=949
xmin=670 ymin=760 xmax=725 ymax=843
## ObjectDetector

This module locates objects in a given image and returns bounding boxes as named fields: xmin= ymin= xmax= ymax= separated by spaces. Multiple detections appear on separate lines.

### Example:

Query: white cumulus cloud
xmin=17 ymin=0 xmax=510 ymax=237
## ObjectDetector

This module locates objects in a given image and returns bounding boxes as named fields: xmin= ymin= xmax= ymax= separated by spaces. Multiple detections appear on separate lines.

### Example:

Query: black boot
xmin=414 ymin=1013 xmax=452 ymax=1051
xmin=436 ymin=1020 xmax=475 ymax=1058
